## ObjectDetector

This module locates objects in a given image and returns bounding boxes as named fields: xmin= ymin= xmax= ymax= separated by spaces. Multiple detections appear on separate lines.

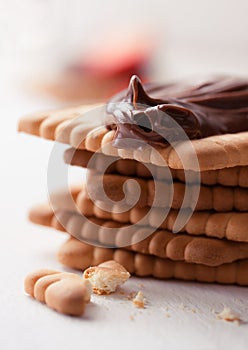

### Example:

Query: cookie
xmin=64 ymin=148 xmax=248 ymax=187
xmin=86 ymin=172 xmax=248 ymax=211
xmin=24 ymin=269 xmax=91 ymax=316
xmin=75 ymin=192 xmax=248 ymax=242
xmin=29 ymin=194 xmax=248 ymax=242
xmin=58 ymin=237 xmax=248 ymax=286
xmin=19 ymin=77 xmax=248 ymax=288
xmin=18 ymin=105 xmax=248 ymax=171
xmin=18 ymin=104 xmax=102 ymax=139
xmin=28 ymin=204 xmax=248 ymax=266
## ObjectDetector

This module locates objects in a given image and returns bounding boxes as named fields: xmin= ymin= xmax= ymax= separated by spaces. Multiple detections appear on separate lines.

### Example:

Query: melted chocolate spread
xmin=106 ymin=75 xmax=248 ymax=148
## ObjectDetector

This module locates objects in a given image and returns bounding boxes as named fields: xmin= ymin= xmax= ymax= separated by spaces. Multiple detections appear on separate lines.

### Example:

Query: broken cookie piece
xmin=83 ymin=260 xmax=130 ymax=295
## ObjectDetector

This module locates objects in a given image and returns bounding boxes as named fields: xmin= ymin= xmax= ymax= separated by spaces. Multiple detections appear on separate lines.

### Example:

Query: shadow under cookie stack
xmin=19 ymin=76 xmax=248 ymax=286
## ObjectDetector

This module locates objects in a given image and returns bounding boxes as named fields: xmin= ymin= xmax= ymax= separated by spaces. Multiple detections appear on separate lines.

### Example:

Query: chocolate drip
xmin=107 ymin=75 xmax=248 ymax=148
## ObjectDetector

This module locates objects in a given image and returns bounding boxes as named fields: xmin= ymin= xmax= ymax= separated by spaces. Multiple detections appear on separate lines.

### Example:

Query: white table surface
xmin=1 ymin=76 xmax=248 ymax=350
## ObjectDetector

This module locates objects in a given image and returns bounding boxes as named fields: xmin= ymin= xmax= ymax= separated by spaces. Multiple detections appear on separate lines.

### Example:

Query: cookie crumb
xmin=132 ymin=291 xmax=146 ymax=309
xmin=165 ymin=313 xmax=171 ymax=318
xmin=216 ymin=307 xmax=241 ymax=324
xmin=179 ymin=303 xmax=186 ymax=310
xmin=130 ymin=314 xmax=135 ymax=321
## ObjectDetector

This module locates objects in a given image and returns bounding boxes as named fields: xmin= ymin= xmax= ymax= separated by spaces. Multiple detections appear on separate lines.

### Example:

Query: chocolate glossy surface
xmin=107 ymin=75 xmax=248 ymax=147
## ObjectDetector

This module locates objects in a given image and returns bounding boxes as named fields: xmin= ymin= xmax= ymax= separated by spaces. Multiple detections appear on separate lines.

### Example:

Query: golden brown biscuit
xmin=57 ymin=237 xmax=248 ymax=286
xmin=18 ymin=105 xmax=248 ymax=171
xmin=28 ymin=204 xmax=248 ymax=266
xmin=64 ymin=148 xmax=248 ymax=187
xmin=76 ymin=191 xmax=248 ymax=241
xmin=24 ymin=269 xmax=91 ymax=316
xmin=86 ymin=172 xmax=248 ymax=211
xmin=18 ymin=104 xmax=102 ymax=139
xmin=29 ymin=192 xmax=248 ymax=242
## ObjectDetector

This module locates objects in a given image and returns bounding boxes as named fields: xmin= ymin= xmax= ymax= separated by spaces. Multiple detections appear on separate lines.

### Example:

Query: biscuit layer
xmin=57 ymin=237 xmax=248 ymax=286
xmin=18 ymin=105 xmax=248 ymax=171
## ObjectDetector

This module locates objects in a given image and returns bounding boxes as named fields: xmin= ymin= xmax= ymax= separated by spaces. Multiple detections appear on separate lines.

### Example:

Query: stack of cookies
xmin=19 ymin=75 xmax=248 ymax=285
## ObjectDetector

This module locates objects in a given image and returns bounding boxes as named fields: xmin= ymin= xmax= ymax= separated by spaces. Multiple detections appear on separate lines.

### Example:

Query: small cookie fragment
xmin=83 ymin=260 xmax=130 ymax=295
xmin=216 ymin=307 xmax=241 ymax=324
xmin=132 ymin=291 xmax=146 ymax=308
xmin=24 ymin=269 xmax=91 ymax=316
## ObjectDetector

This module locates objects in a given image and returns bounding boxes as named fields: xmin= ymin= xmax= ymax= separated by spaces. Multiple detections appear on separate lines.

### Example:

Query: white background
xmin=1 ymin=1 xmax=248 ymax=349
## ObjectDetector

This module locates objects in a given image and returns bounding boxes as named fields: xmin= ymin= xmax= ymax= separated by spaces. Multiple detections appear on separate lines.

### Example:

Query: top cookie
xmin=18 ymin=76 xmax=248 ymax=171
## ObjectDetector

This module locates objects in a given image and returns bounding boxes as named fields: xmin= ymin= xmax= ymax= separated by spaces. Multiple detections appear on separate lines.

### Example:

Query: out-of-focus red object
xmin=41 ymin=33 xmax=155 ymax=102
xmin=74 ymin=36 xmax=152 ymax=78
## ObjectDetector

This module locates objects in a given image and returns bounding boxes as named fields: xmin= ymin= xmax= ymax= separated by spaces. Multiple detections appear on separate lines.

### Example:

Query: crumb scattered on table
xmin=179 ymin=303 xmax=186 ymax=310
xmin=216 ymin=307 xmax=241 ymax=324
xmin=132 ymin=291 xmax=146 ymax=309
